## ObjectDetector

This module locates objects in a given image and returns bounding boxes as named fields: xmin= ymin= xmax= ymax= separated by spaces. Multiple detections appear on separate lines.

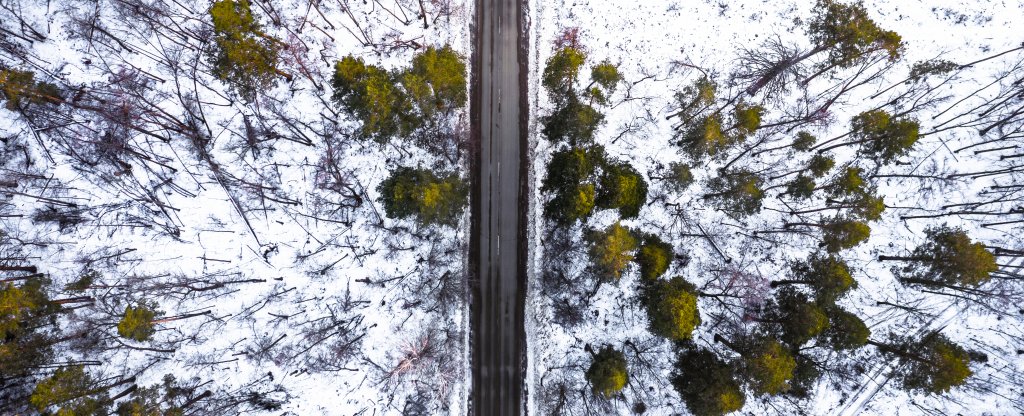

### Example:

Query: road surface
xmin=469 ymin=0 xmax=525 ymax=411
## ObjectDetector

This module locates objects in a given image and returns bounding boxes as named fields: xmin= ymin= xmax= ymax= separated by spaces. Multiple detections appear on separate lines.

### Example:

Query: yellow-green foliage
xmin=586 ymin=346 xmax=628 ymax=398
xmin=209 ymin=0 xmax=281 ymax=101
xmin=542 ymin=47 xmax=587 ymax=96
xmin=377 ymin=167 xmax=468 ymax=226
xmin=596 ymin=161 xmax=648 ymax=218
xmin=852 ymin=192 xmax=886 ymax=221
xmin=0 ymin=69 xmax=62 ymax=110
xmin=680 ymin=114 xmax=729 ymax=158
xmin=733 ymin=103 xmax=765 ymax=135
xmin=786 ymin=175 xmax=816 ymax=199
xmin=822 ymin=307 xmax=870 ymax=350
xmin=828 ymin=167 xmax=865 ymax=197
xmin=645 ymin=276 xmax=700 ymax=340
xmin=792 ymin=131 xmax=817 ymax=151
xmin=0 ymin=278 xmax=52 ymax=340
xmin=672 ymin=77 xmax=716 ymax=122
xmin=807 ymin=154 xmax=834 ymax=177
xmin=586 ymin=60 xmax=622 ymax=104
xmin=587 ymin=222 xmax=638 ymax=281
xmin=637 ymin=235 xmax=672 ymax=280
xmin=706 ymin=170 xmax=765 ymax=216
xmin=541 ymin=146 xmax=605 ymax=224
xmin=118 ymin=303 xmax=158 ymax=342
xmin=672 ymin=347 xmax=746 ymax=416
xmin=777 ymin=291 xmax=830 ymax=346
xmin=900 ymin=334 xmax=973 ymax=393
xmin=332 ymin=56 xmax=409 ymax=140
xmin=665 ymin=162 xmax=694 ymax=193
xmin=745 ymin=338 xmax=797 ymax=395
xmin=31 ymin=365 xmax=106 ymax=415
xmin=820 ymin=217 xmax=870 ymax=253
xmin=850 ymin=109 xmax=920 ymax=164
xmin=908 ymin=226 xmax=997 ymax=287
xmin=809 ymin=0 xmax=903 ymax=66
xmin=333 ymin=45 xmax=466 ymax=142
xmin=791 ymin=253 xmax=856 ymax=302
xmin=404 ymin=45 xmax=468 ymax=116
xmin=572 ymin=184 xmax=596 ymax=220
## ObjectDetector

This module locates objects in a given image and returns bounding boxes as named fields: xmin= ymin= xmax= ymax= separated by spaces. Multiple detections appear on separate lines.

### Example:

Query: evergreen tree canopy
xmin=786 ymin=175 xmax=816 ymax=200
xmin=0 ymin=69 xmax=63 ymax=110
xmin=674 ymin=76 xmax=716 ymax=115
xmin=333 ymin=45 xmax=465 ymax=142
xmin=636 ymin=234 xmax=673 ymax=281
xmin=541 ymin=146 xmax=606 ymax=225
xmin=540 ymin=95 xmax=604 ymax=144
xmin=117 ymin=303 xmax=159 ymax=342
xmin=542 ymin=47 xmax=586 ymax=98
xmin=705 ymin=169 xmax=765 ymax=216
xmin=819 ymin=216 xmax=870 ymax=253
xmin=769 ymin=288 xmax=830 ymax=347
xmin=808 ymin=0 xmax=903 ymax=68
xmin=807 ymin=154 xmax=835 ymax=178
xmin=787 ymin=355 xmax=821 ymax=399
xmin=820 ymin=306 xmax=869 ymax=350
xmin=740 ymin=336 xmax=797 ymax=396
xmin=678 ymin=113 xmax=733 ymax=159
xmin=849 ymin=109 xmax=920 ymax=165
xmin=377 ymin=167 xmax=468 ymax=226
xmin=847 ymin=190 xmax=886 ymax=221
xmin=0 ymin=277 xmax=56 ymax=340
xmin=733 ymin=103 xmax=765 ymax=136
xmin=30 ymin=365 xmax=108 ymax=415
xmin=0 ymin=276 xmax=58 ymax=386
xmin=826 ymin=166 xmax=866 ymax=197
xmin=663 ymin=162 xmax=694 ymax=193
xmin=332 ymin=56 xmax=412 ymax=141
xmin=586 ymin=221 xmax=638 ymax=281
xmin=891 ymin=226 xmax=997 ymax=288
xmin=586 ymin=345 xmax=628 ymax=398
xmin=586 ymin=60 xmax=623 ymax=104
xmin=643 ymin=276 xmax=700 ymax=340
xmin=786 ymin=253 xmax=856 ymax=302
xmin=209 ymin=0 xmax=282 ymax=101
xmin=402 ymin=45 xmax=468 ymax=119
xmin=873 ymin=333 xmax=974 ymax=394
xmin=596 ymin=160 xmax=648 ymax=218
xmin=671 ymin=345 xmax=745 ymax=416
xmin=792 ymin=131 xmax=817 ymax=151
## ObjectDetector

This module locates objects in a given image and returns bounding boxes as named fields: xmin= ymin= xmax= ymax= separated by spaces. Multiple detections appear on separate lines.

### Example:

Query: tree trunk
xmin=713 ymin=333 xmax=744 ymax=355
xmin=152 ymin=310 xmax=211 ymax=324
xmin=0 ymin=265 xmax=37 ymax=273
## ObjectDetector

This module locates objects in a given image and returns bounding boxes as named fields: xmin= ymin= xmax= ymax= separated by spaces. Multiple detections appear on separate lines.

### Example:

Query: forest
xmin=526 ymin=0 xmax=1024 ymax=415
xmin=1 ymin=0 xmax=1023 ymax=415
xmin=1 ymin=0 xmax=471 ymax=414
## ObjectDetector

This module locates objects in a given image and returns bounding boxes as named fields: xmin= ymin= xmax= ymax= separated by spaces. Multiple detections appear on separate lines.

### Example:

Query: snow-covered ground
xmin=1 ymin=0 xmax=471 ymax=414
xmin=526 ymin=0 xmax=1024 ymax=414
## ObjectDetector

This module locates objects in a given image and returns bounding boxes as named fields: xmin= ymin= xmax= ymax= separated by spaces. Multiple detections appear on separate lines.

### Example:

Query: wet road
xmin=469 ymin=0 xmax=525 ymax=411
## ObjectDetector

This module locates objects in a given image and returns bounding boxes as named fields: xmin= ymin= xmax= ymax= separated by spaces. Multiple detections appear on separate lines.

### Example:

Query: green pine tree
xmin=642 ymin=276 xmax=700 ymax=340
xmin=377 ymin=167 xmax=468 ymax=226
xmin=586 ymin=345 xmax=628 ymax=398
xmin=208 ymin=0 xmax=285 ymax=101
xmin=586 ymin=221 xmax=638 ymax=281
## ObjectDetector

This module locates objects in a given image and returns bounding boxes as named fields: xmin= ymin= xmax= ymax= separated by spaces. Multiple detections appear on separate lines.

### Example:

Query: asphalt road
xmin=469 ymin=0 xmax=525 ymax=411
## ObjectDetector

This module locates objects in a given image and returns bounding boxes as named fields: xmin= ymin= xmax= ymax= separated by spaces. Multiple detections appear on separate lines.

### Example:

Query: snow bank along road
xmin=469 ymin=0 xmax=526 ymax=411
